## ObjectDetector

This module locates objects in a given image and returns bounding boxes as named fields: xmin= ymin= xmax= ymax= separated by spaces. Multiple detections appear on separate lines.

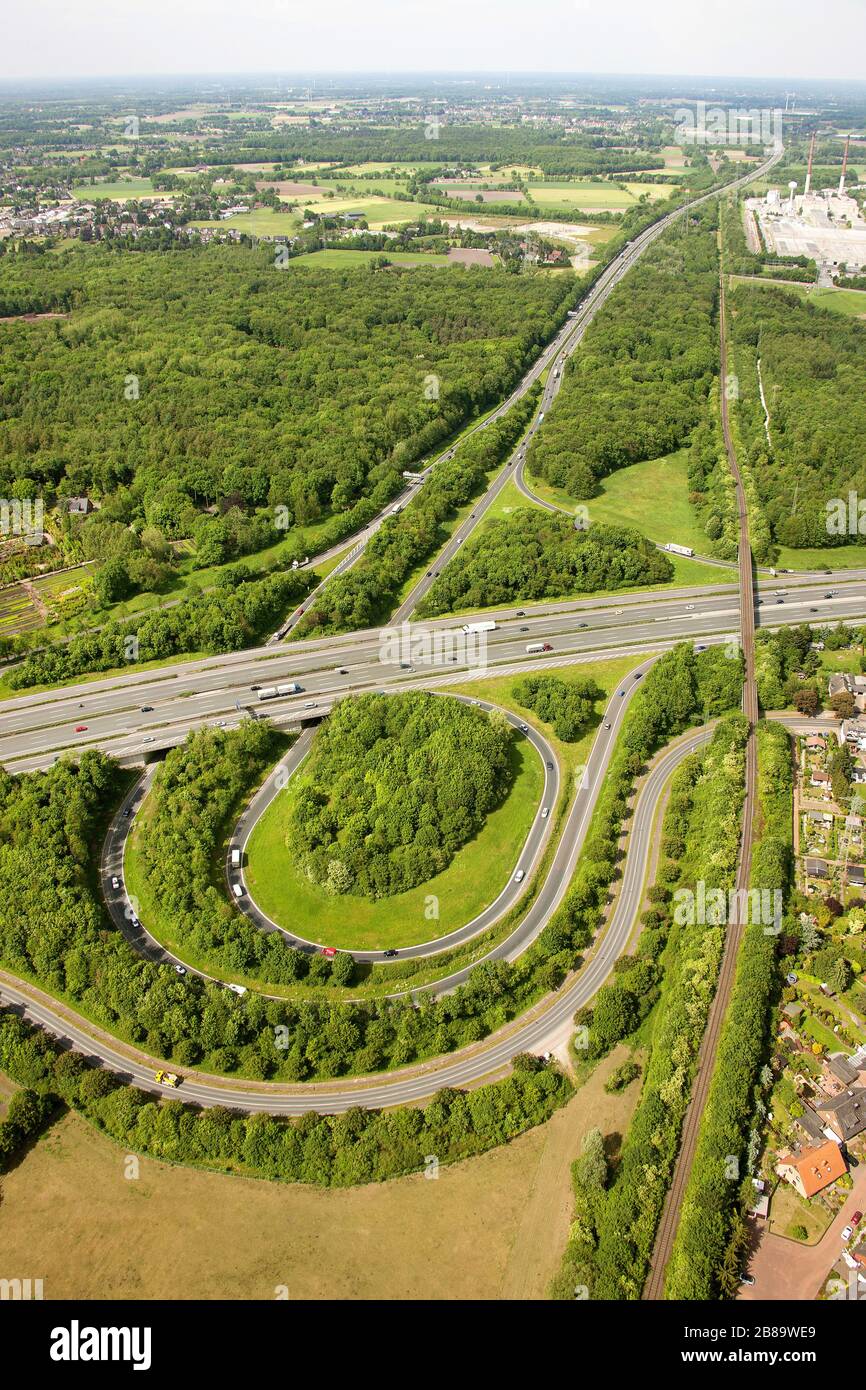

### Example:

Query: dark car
xmin=776 ymin=598 xmax=784 ymax=604
xmin=546 ymin=761 xmax=554 ymax=771
xmin=810 ymin=607 xmax=818 ymax=613
xmin=383 ymin=948 xmax=399 ymax=959
xmin=618 ymin=690 xmax=626 ymax=697
xmin=577 ymin=622 xmax=588 ymax=629
xmin=251 ymin=684 xmax=261 ymax=691
xmin=520 ymin=626 xmax=530 ymax=632
xmin=516 ymin=610 xmax=526 ymax=617
xmin=140 ymin=705 xmax=153 ymax=712
xmin=634 ymin=672 xmax=643 ymax=680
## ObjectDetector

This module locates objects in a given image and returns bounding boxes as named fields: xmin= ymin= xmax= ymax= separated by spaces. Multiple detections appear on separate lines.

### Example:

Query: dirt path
xmin=498 ymin=1045 xmax=640 ymax=1299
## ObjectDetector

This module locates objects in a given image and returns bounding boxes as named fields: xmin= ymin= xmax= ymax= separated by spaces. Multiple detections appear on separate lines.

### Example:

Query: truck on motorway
xmin=663 ymin=542 xmax=694 ymax=557
xmin=257 ymin=683 xmax=302 ymax=700
xmin=231 ymin=848 xmax=241 ymax=868
xmin=526 ymin=642 xmax=553 ymax=654
xmin=462 ymin=621 xmax=496 ymax=635
xmin=392 ymin=503 xmax=403 ymax=514
xmin=402 ymin=471 xmax=421 ymax=482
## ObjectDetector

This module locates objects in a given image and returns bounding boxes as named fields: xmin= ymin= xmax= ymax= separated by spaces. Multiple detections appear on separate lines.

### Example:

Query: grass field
xmin=732 ymin=278 xmax=866 ymax=318
xmin=72 ymin=178 xmax=160 ymax=201
xmin=0 ymin=1048 xmax=638 ymax=1300
xmin=243 ymin=733 xmax=545 ymax=950
xmin=775 ymin=542 xmax=866 ymax=571
xmin=443 ymin=653 xmax=645 ymax=784
xmin=289 ymin=248 xmax=452 ymax=268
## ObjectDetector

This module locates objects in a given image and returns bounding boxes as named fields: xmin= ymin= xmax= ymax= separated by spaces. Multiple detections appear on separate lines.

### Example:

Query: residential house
xmin=829 ymin=1054 xmax=862 ymax=1087
xmin=776 ymin=1140 xmax=848 ymax=1198
xmin=813 ymin=1087 xmax=866 ymax=1144
xmin=810 ymin=768 xmax=832 ymax=790
xmin=848 ymin=864 xmax=866 ymax=887
xmin=805 ymin=857 xmax=829 ymax=878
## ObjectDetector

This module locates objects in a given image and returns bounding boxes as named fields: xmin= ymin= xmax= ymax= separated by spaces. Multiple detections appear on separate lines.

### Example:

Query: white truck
xmin=231 ymin=848 xmax=241 ymax=868
xmin=462 ymin=621 xmax=496 ymax=635
xmin=663 ymin=542 xmax=694 ymax=558
xmin=257 ymin=683 xmax=302 ymax=701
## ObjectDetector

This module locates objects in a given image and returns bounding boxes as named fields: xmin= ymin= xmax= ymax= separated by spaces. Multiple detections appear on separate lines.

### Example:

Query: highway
xmin=2 ymin=572 xmax=866 ymax=771
xmin=0 ymin=715 xmax=710 ymax=1113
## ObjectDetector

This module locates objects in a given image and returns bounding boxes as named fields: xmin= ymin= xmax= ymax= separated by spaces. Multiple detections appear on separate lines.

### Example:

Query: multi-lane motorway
xmin=2 ymin=572 xmax=865 ymax=771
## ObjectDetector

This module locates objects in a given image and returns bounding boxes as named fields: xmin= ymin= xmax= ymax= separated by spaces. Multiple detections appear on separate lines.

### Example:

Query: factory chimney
xmin=804 ymin=132 xmax=816 ymax=196
xmin=839 ymin=134 xmax=850 ymax=196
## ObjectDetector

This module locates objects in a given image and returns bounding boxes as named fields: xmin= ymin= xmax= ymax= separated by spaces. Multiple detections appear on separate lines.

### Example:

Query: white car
xmin=111 ymin=876 xmax=120 ymax=890
xmin=541 ymin=807 xmax=549 ymax=819
xmin=174 ymin=964 xmax=187 ymax=976
xmin=142 ymin=735 xmax=155 ymax=744
xmin=841 ymin=1224 xmax=854 ymax=1243
xmin=519 ymin=722 xmax=529 ymax=732
xmin=514 ymin=869 xmax=525 ymax=883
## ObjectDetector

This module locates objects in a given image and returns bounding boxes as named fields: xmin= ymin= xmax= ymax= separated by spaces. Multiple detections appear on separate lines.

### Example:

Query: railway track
xmin=643 ymin=271 xmax=760 ymax=1300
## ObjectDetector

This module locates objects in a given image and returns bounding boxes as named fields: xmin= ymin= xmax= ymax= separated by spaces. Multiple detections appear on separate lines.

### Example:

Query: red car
xmin=852 ymin=1210 xmax=863 ymax=1227
xmin=74 ymin=724 xmax=88 ymax=732
xmin=322 ymin=947 xmax=337 ymax=958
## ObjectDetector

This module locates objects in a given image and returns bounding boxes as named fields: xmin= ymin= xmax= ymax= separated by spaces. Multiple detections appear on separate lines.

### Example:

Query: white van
xmin=232 ymin=882 xmax=244 ymax=899
xmin=231 ymin=848 xmax=241 ymax=868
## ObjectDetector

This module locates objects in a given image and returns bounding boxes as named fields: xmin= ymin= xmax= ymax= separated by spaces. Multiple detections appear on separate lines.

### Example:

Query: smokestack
xmin=839 ymin=134 xmax=850 ymax=196
xmin=805 ymin=132 xmax=816 ymax=196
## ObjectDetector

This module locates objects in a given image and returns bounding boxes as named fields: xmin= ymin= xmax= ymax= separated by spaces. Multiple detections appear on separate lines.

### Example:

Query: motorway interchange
xmin=5 ymin=134 xmax=863 ymax=1125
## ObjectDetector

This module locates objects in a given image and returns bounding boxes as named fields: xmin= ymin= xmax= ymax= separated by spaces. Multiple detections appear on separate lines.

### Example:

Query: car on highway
xmin=603 ymin=720 xmax=611 ymax=730
xmin=232 ymin=883 xmax=244 ymax=899
xmin=776 ymin=598 xmax=784 ymax=604
xmin=111 ymin=876 xmax=120 ymax=890
xmin=513 ymin=869 xmax=525 ymax=883
xmin=546 ymin=760 xmax=553 ymax=770
xmin=825 ymin=591 xmax=835 ymax=599
xmin=142 ymin=735 xmax=155 ymax=743
xmin=337 ymin=668 xmax=348 ymax=675
xmin=634 ymin=672 xmax=643 ymax=680
xmin=577 ymin=622 xmax=588 ymax=629
xmin=250 ymin=684 xmax=261 ymax=691
xmin=520 ymin=626 xmax=529 ymax=632
xmin=516 ymin=610 xmax=526 ymax=617
xmin=810 ymin=607 xmax=818 ymax=613
xmin=519 ymin=722 xmax=529 ymax=732
xmin=322 ymin=947 xmax=337 ymax=958
xmin=383 ymin=948 xmax=399 ymax=958
xmin=217 ymin=720 xmax=227 ymax=727
xmin=123 ymin=807 xmax=132 ymax=817
xmin=685 ymin=604 xmax=694 ymax=610
xmin=304 ymin=701 xmax=316 ymax=708
xmin=541 ymin=807 xmax=549 ymax=818
xmin=618 ymin=690 xmax=626 ymax=697
xmin=155 ymin=1070 xmax=181 ymax=1088
xmin=140 ymin=705 xmax=153 ymax=712
xmin=74 ymin=724 xmax=88 ymax=733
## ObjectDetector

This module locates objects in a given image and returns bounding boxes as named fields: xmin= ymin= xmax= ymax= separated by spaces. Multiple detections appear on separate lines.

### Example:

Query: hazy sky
xmin=5 ymin=0 xmax=865 ymax=83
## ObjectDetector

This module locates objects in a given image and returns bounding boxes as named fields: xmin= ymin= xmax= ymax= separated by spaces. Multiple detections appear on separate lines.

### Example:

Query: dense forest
xmin=287 ymin=693 xmax=514 ymax=898
xmin=416 ymin=512 xmax=673 ymax=614
xmin=292 ymin=390 xmax=539 ymax=637
xmin=0 ymin=240 xmax=574 ymax=599
xmin=0 ymin=1008 xmax=572 ymax=1189
xmin=525 ymin=210 xmax=721 ymax=500
xmin=728 ymin=283 xmax=866 ymax=550
xmin=512 ymin=674 xmax=606 ymax=741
